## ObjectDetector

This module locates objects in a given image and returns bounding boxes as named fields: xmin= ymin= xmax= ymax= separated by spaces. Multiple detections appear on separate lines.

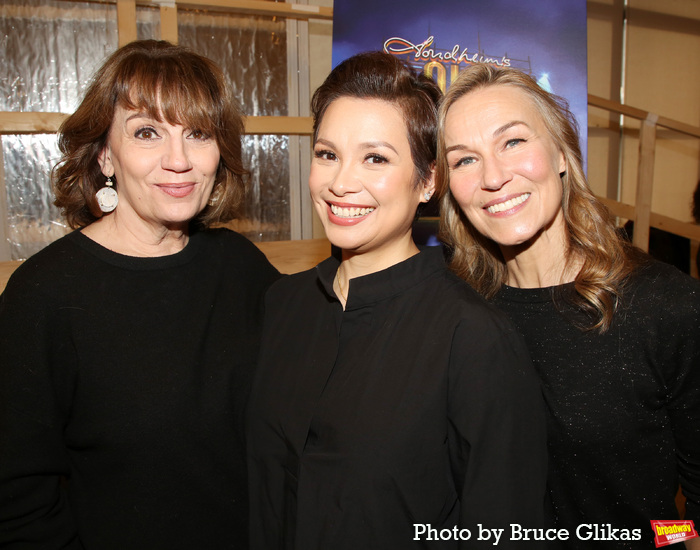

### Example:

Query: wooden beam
xmin=117 ymin=0 xmax=138 ymax=46
xmin=588 ymin=94 xmax=648 ymax=121
xmin=0 ymin=112 xmax=68 ymax=134
xmin=243 ymin=115 xmax=313 ymax=135
xmin=598 ymin=197 xmax=700 ymax=242
xmin=52 ymin=0 xmax=333 ymax=20
xmin=651 ymin=211 xmax=700 ymax=242
xmin=255 ymin=238 xmax=330 ymax=274
xmin=0 ymin=112 xmax=313 ymax=136
xmin=158 ymin=2 xmax=179 ymax=44
xmin=0 ymin=146 xmax=11 ymax=261
xmin=0 ymin=261 xmax=22 ymax=292
xmin=164 ymin=0 xmax=332 ymax=20
xmin=598 ymin=196 xmax=636 ymax=220
xmin=632 ymin=118 xmax=657 ymax=252
xmin=588 ymin=94 xmax=700 ymax=139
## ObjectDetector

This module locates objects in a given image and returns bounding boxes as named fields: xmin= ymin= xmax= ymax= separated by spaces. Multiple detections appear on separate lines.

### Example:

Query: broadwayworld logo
xmin=650 ymin=520 xmax=698 ymax=547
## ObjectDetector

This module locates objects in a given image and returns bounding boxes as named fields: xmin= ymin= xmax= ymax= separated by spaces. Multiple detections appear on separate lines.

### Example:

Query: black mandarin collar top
xmin=315 ymin=245 xmax=447 ymax=310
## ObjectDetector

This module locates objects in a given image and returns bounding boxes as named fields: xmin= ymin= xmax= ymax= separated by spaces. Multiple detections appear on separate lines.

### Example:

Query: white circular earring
xmin=96 ymin=176 xmax=119 ymax=213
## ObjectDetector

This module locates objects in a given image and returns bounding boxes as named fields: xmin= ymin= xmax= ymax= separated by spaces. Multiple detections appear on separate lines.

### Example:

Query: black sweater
xmin=493 ymin=259 xmax=700 ymax=548
xmin=0 ymin=228 xmax=279 ymax=549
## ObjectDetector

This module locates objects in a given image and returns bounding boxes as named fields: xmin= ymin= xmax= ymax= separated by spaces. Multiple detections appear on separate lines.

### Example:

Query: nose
xmin=162 ymin=136 xmax=193 ymax=172
xmin=481 ymin=157 xmax=510 ymax=191
xmin=328 ymin=161 xmax=362 ymax=196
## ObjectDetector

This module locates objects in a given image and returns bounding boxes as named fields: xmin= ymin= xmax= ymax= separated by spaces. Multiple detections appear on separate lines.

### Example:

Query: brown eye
xmin=365 ymin=153 xmax=388 ymax=164
xmin=314 ymin=149 xmax=336 ymax=161
xmin=135 ymin=127 xmax=158 ymax=140
xmin=189 ymin=129 xmax=210 ymax=140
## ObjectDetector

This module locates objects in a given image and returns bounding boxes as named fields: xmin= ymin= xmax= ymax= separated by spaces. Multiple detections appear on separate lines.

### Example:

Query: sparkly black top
xmin=494 ymin=259 xmax=700 ymax=548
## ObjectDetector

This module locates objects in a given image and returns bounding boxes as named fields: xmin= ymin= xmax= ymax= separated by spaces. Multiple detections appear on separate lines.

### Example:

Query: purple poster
xmin=331 ymin=0 xmax=588 ymax=155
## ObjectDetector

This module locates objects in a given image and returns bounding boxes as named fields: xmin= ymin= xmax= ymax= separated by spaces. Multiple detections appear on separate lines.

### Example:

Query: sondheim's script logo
xmin=383 ymin=35 xmax=511 ymax=91
xmin=384 ymin=36 xmax=511 ymax=67
xmin=414 ymin=524 xmax=642 ymax=544
xmin=650 ymin=520 xmax=698 ymax=547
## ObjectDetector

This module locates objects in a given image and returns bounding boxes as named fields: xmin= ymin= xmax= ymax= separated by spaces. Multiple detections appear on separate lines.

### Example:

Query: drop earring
xmin=96 ymin=176 xmax=118 ymax=213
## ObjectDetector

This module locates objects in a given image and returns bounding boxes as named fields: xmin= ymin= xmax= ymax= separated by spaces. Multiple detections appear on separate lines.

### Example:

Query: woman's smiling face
xmin=100 ymin=104 xmax=220 ymax=232
xmin=444 ymin=84 xmax=567 ymax=252
xmin=309 ymin=97 xmax=428 ymax=256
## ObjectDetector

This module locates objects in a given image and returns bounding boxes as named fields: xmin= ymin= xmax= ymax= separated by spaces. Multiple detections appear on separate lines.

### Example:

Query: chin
xmin=326 ymin=235 xmax=363 ymax=252
xmin=159 ymin=209 xmax=205 ymax=227
xmin=492 ymin=230 xmax=538 ymax=249
xmin=323 ymin=229 xmax=368 ymax=252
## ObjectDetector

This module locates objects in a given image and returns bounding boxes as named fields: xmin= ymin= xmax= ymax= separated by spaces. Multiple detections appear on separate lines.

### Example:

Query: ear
xmin=419 ymin=165 xmax=437 ymax=203
xmin=98 ymin=146 xmax=114 ymax=177
xmin=558 ymin=150 xmax=566 ymax=176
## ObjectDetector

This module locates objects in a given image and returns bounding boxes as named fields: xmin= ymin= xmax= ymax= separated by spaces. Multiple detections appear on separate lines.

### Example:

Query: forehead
xmin=317 ymin=97 xmax=410 ymax=156
xmin=112 ymin=101 xmax=154 ymax=119
xmin=445 ymin=84 xmax=543 ymax=139
xmin=319 ymin=97 xmax=409 ymax=144
xmin=114 ymin=81 xmax=215 ymax=130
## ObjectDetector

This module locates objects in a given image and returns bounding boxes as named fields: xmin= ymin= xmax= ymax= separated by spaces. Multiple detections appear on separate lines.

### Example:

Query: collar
xmin=316 ymin=245 xmax=447 ymax=310
xmin=496 ymin=281 xmax=577 ymax=304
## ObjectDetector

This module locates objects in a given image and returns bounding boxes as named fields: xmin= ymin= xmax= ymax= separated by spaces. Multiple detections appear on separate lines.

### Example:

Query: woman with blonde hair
xmin=437 ymin=63 xmax=700 ymax=548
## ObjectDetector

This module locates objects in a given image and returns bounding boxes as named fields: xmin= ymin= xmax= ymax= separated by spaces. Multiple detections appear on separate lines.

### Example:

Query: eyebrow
xmin=444 ymin=120 xmax=530 ymax=154
xmin=125 ymin=112 xmax=153 ymax=123
xmin=314 ymin=137 xmax=399 ymax=155
xmin=494 ymin=120 xmax=528 ymax=137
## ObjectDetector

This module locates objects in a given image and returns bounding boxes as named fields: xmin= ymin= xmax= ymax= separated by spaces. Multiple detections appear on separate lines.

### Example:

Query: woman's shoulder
xmin=265 ymin=262 xmax=322 ymax=297
xmin=199 ymin=227 xmax=264 ymax=255
xmin=421 ymin=264 xmax=523 ymax=337
xmin=198 ymin=227 xmax=279 ymax=274
xmin=627 ymin=257 xmax=700 ymax=307
xmin=434 ymin=265 xmax=503 ymax=311
xmin=613 ymin=259 xmax=700 ymax=341
xmin=262 ymin=256 xmax=342 ymax=314
xmin=2 ymin=231 xmax=90 ymax=304
xmin=6 ymin=232 xmax=85 ymax=281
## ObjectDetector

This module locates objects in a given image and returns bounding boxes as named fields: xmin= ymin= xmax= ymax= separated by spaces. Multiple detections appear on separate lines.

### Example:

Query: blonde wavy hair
xmin=436 ymin=64 xmax=640 ymax=332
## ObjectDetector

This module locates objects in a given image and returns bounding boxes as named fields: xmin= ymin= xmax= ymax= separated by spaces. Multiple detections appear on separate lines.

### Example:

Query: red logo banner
xmin=650 ymin=520 xmax=698 ymax=547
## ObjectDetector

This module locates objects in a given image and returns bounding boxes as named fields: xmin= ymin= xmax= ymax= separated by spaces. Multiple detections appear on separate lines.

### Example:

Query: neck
xmin=340 ymin=235 xmax=419 ymax=279
xmin=334 ymin=233 xmax=419 ymax=308
xmin=82 ymin=211 xmax=190 ymax=257
xmin=500 ymin=218 xmax=580 ymax=289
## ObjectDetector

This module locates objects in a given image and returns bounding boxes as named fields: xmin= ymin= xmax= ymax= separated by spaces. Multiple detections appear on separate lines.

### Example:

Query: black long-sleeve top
xmin=247 ymin=246 xmax=548 ymax=549
xmin=493 ymin=259 xmax=700 ymax=548
xmin=0 ymin=228 xmax=279 ymax=549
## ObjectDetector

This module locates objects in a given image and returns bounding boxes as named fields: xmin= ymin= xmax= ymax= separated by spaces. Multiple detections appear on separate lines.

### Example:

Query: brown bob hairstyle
xmin=311 ymin=51 xmax=442 ymax=188
xmin=437 ymin=64 xmax=641 ymax=333
xmin=53 ymin=39 xmax=247 ymax=229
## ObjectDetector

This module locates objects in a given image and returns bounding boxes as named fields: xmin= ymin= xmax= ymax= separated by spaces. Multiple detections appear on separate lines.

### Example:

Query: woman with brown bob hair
xmin=247 ymin=51 xmax=547 ymax=549
xmin=437 ymin=63 xmax=700 ymax=548
xmin=54 ymin=39 xmax=246 ymax=229
xmin=0 ymin=40 xmax=279 ymax=549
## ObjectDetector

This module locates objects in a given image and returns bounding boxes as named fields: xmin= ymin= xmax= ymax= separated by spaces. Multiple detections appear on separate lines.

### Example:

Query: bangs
xmin=113 ymin=57 xmax=221 ymax=134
